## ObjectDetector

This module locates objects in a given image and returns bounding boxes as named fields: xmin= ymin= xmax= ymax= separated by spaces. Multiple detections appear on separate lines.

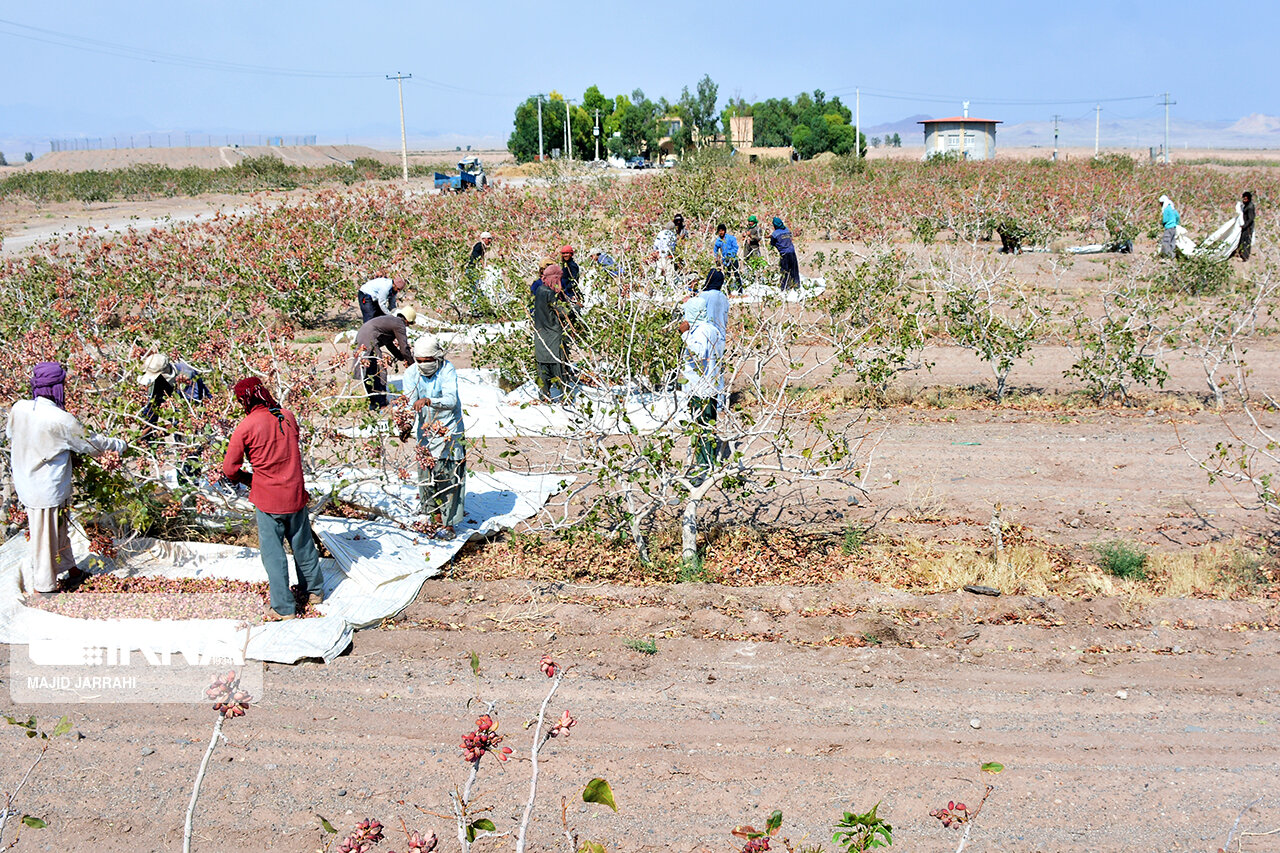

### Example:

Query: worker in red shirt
xmin=222 ymin=377 xmax=324 ymax=621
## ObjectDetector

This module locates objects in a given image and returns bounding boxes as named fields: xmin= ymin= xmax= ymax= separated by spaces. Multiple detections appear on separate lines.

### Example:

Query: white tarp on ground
xmin=0 ymin=470 xmax=569 ymax=664
xmin=1175 ymin=206 xmax=1243 ymax=260
xmin=336 ymin=367 xmax=681 ymax=440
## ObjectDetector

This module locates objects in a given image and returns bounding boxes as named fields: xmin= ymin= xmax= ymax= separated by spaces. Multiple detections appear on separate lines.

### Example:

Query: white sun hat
xmin=137 ymin=353 xmax=171 ymax=386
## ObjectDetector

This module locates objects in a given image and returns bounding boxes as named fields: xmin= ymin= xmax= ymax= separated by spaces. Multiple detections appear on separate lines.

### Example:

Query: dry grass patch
xmin=447 ymin=524 xmax=1276 ymax=602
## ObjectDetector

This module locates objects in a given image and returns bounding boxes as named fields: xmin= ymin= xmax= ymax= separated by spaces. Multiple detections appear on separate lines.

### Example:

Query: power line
xmin=828 ymin=84 xmax=1155 ymax=108
xmin=0 ymin=16 xmax=385 ymax=78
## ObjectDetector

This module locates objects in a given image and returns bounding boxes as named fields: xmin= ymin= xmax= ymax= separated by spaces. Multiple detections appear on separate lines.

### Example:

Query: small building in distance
xmin=919 ymin=116 xmax=1001 ymax=160
xmin=727 ymin=115 xmax=793 ymax=164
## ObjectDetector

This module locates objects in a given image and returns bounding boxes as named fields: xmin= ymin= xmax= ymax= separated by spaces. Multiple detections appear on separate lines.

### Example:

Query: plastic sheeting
xmin=0 ymin=469 xmax=569 ymax=664
xmin=1175 ymin=205 xmax=1244 ymax=260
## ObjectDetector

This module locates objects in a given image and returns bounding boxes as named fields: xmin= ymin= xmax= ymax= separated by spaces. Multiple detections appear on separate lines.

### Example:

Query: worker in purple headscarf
xmin=5 ymin=362 xmax=126 ymax=594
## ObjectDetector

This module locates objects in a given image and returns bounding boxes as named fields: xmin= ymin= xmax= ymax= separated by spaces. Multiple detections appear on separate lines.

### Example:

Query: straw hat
xmin=137 ymin=353 xmax=171 ymax=386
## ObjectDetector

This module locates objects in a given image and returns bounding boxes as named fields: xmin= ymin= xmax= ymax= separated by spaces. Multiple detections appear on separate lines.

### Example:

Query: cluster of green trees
xmin=507 ymin=76 xmax=867 ymax=163
xmin=721 ymin=89 xmax=866 ymax=159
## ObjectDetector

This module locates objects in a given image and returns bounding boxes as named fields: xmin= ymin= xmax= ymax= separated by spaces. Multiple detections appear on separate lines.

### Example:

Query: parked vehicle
xmin=626 ymin=156 xmax=648 ymax=170
xmin=434 ymin=156 xmax=488 ymax=192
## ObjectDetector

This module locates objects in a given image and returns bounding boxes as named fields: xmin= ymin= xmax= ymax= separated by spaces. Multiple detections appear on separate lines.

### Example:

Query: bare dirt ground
xmin=2 ymin=585 xmax=1277 ymax=852
xmin=3 ymin=176 xmax=1280 ymax=852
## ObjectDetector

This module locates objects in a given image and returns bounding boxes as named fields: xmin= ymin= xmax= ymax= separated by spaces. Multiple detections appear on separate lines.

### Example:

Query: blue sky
xmin=1 ymin=0 xmax=1274 ymax=149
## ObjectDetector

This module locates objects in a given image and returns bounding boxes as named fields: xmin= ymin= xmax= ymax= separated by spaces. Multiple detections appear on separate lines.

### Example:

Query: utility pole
xmin=1160 ymin=92 xmax=1175 ymax=164
xmin=594 ymin=108 xmax=600 ymax=161
xmin=1052 ymin=114 xmax=1061 ymax=162
xmin=1094 ymin=104 xmax=1101 ymax=157
xmin=387 ymin=72 xmax=412 ymax=182
xmin=565 ymin=99 xmax=573 ymax=160
xmin=536 ymin=95 xmax=545 ymax=161
xmin=855 ymin=87 xmax=860 ymax=159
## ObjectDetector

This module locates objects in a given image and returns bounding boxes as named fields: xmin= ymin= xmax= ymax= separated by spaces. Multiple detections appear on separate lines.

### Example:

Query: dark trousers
xmin=779 ymin=252 xmax=800 ymax=289
xmin=357 ymin=291 xmax=383 ymax=323
xmin=358 ymin=354 xmax=388 ymax=409
xmin=1236 ymin=227 xmax=1253 ymax=261
xmin=723 ymin=256 xmax=743 ymax=291
xmin=689 ymin=396 xmax=718 ymax=472
xmin=536 ymin=360 xmax=565 ymax=401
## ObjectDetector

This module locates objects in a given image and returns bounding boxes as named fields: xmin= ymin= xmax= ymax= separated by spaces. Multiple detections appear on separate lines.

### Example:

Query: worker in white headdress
xmin=402 ymin=334 xmax=466 ymax=538
xmin=1158 ymin=195 xmax=1181 ymax=257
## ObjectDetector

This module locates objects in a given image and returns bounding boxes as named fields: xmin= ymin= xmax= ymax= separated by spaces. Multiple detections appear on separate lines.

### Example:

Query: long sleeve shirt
xmin=7 ymin=397 xmax=124 ymax=508
xmin=403 ymin=360 xmax=465 ymax=461
xmin=770 ymin=227 xmax=796 ymax=254
xmin=681 ymin=321 xmax=725 ymax=400
xmin=358 ymin=277 xmax=397 ymax=314
xmin=595 ymin=252 xmax=620 ymax=278
xmin=713 ymin=234 xmax=739 ymax=260
xmin=1161 ymin=206 xmax=1180 ymax=230
xmin=222 ymin=406 xmax=309 ymax=515
xmin=532 ymin=285 xmax=566 ymax=364
xmin=354 ymin=315 xmax=411 ymax=364
xmin=700 ymin=288 xmax=729 ymax=341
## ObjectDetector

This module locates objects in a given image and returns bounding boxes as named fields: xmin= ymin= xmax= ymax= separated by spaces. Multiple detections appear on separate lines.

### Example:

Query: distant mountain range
xmin=863 ymin=113 xmax=1280 ymax=150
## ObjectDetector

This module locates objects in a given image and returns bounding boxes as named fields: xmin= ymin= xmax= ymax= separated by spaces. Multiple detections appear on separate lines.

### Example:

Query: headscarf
xmin=541 ymin=263 xmax=563 ymax=292
xmin=1158 ymin=195 xmax=1174 ymax=211
xmin=233 ymin=377 xmax=285 ymax=431
xmin=704 ymin=269 xmax=725 ymax=291
xmin=413 ymin=334 xmax=444 ymax=377
xmin=682 ymin=295 xmax=709 ymax=326
xmin=31 ymin=362 xmax=66 ymax=409
xmin=772 ymin=216 xmax=784 ymax=229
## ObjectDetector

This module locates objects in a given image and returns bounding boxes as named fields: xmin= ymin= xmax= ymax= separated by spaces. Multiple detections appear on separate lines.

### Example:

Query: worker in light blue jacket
xmin=1159 ymin=195 xmax=1180 ymax=257
xmin=403 ymin=334 xmax=466 ymax=536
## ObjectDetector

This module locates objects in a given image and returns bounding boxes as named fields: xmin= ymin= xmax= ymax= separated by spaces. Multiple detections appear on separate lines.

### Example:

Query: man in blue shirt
xmin=588 ymin=247 xmax=620 ymax=278
xmin=713 ymin=224 xmax=742 ymax=292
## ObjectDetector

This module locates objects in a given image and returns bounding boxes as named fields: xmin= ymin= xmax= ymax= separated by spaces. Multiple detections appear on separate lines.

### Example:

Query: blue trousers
xmin=255 ymin=508 xmax=324 ymax=616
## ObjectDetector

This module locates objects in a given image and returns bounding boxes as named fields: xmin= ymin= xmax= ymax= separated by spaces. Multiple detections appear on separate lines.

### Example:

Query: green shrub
xmin=910 ymin=216 xmax=941 ymax=244
xmin=1156 ymin=253 xmax=1233 ymax=296
xmin=841 ymin=524 xmax=867 ymax=554
xmin=677 ymin=551 xmax=711 ymax=583
xmin=1089 ymin=153 xmax=1137 ymax=175
xmin=1094 ymin=540 xmax=1148 ymax=579
xmin=624 ymin=637 xmax=658 ymax=655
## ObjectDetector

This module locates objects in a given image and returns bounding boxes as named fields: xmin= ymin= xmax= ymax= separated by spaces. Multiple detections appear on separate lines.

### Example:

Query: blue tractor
xmin=434 ymin=156 xmax=488 ymax=192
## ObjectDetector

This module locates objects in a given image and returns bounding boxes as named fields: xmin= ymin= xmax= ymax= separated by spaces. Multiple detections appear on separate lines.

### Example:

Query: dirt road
xmin=3 ymin=580 xmax=1277 ymax=852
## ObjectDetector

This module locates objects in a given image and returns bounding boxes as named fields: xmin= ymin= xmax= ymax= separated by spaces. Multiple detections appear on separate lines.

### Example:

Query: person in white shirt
xmin=651 ymin=228 xmax=678 ymax=290
xmin=679 ymin=300 xmax=725 ymax=483
xmin=6 ymin=362 xmax=126 ymax=593
xmin=357 ymin=276 xmax=407 ymax=323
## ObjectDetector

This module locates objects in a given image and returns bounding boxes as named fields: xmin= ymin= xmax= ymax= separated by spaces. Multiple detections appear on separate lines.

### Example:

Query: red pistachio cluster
xmin=930 ymin=800 xmax=970 ymax=828
xmin=414 ymin=445 xmax=437 ymax=471
xmin=205 ymin=669 xmax=251 ymax=718
xmin=539 ymin=654 xmax=558 ymax=678
xmin=548 ymin=710 xmax=576 ymax=738
xmin=338 ymin=818 xmax=384 ymax=853
xmin=461 ymin=714 xmax=512 ymax=763
xmin=393 ymin=830 xmax=437 ymax=852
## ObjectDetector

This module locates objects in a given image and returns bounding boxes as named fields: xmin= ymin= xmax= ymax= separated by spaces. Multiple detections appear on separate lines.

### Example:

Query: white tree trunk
xmin=681 ymin=497 xmax=699 ymax=561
